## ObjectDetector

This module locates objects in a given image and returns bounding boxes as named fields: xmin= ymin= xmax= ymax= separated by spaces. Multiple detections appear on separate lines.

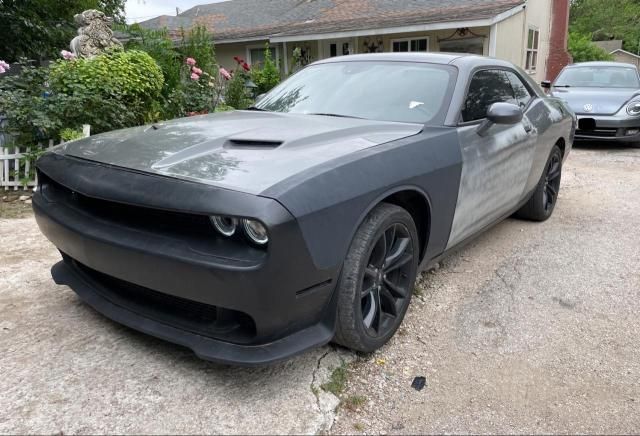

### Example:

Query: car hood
xmin=54 ymin=111 xmax=423 ymax=195
xmin=551 ymin=87 xmax=640 ymax=115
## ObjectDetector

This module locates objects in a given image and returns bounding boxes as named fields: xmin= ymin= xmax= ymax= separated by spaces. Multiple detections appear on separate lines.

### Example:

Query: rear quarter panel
xmin=523 ymin=97 xmax=574 ymax=194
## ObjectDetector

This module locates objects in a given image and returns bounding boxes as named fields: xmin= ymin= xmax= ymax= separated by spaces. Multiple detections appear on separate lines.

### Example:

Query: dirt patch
xmin=0 ymin=190 xmax=34 ymax=219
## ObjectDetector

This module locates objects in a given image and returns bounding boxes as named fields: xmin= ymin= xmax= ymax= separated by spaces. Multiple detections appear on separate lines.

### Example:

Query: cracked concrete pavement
xmin=1 ymin=145 xmax=638 ymax=434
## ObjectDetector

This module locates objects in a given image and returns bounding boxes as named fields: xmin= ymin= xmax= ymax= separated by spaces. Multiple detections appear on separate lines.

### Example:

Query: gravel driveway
xmin=1 ymin=145 xmax=639 ymax=434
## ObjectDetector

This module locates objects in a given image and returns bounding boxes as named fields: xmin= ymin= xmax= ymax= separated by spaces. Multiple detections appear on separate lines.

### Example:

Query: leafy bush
xmin=568 ymin=32 xmax=614 ymax=63
xmin=123 ymin=25 xmax=182 ymax=99
xmin=225 ymin=71 xmax=252 ymax=110
xmin=49 ymin=49 xmax=164 ymax=126
xmin=59 ymin=128 xmax=84 ymax=142
xmin=222 ymin=57 xmax=253 ymax=110
xmin=180 ymin=26 xmax=217 ymax=76
xmin=121 ymin=25 xmax=223 ymax=119
xmin=251 ymin=44 xmax=281 ymax=95
xmin=162 ymin=56 xmax=227 ymax=118
xmin=0 ymin=61 xmax=61 ymax=145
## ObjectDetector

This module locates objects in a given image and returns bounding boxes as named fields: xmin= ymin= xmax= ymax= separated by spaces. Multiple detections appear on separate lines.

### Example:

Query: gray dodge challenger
xmin=34 ymin=53 xmax=575 ymax=365
xmin=543 ymin=61 xmax=640 ymax=145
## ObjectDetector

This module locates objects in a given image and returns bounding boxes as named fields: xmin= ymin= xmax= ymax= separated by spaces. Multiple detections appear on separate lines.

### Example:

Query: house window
xmin=391 ymin=37 xmax=429 ymax=53
xmin=247 ymin=45 xmax=279 ymax=67
xmin=526 ymin=27 xmax=539 ymax=72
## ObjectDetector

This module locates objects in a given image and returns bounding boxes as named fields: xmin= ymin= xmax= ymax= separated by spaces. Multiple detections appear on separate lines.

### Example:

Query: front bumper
xmin=34 ymin=153 xmax=338 ymax=365
xmin=575 ymin=114 xmax=640 ymax=143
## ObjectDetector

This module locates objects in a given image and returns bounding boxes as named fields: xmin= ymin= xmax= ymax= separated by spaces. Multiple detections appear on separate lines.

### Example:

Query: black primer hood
xmin=55 ymin=111 xmax=423 ymax=195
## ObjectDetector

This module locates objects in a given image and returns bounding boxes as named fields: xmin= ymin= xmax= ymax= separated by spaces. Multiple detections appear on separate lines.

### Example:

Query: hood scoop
xmin=224 ymin=138 xmax=283 ymax=149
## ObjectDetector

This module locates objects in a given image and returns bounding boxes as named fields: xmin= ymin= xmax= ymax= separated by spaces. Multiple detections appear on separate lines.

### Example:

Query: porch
xmin=216 ymin=26 xmax=492 ymax=76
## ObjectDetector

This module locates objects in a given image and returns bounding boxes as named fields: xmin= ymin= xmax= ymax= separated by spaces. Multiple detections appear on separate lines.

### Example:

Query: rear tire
xmin=515 ymin=144 xmax=563 ymax=221
xmin=333 ymin=203 xmax=419 ymax=353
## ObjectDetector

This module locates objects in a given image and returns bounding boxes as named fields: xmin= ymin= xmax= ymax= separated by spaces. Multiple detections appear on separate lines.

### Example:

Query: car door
xmin=446 ymin=69 xmax=538 ymax=249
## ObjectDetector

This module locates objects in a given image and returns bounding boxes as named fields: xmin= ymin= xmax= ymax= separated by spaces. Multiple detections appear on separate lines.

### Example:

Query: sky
xmin=125 ymin=0 xmax=227 ymax=23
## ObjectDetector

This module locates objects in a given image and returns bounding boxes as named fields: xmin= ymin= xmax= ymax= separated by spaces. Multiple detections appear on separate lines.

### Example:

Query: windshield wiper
xmin=307 ymin=112 xmax=364 ymax=119
xmin=553 ymin=84 xmax=571 ymax=88
xmin=246 ymin=106 xmax=268 ymax=111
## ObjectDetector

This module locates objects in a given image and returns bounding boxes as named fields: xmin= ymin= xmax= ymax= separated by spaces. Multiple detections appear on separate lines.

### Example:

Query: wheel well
xmin=556 ymin=137 xmax=566 ymax=157
xmin=382 ymin=190 xmax=430 ymax=261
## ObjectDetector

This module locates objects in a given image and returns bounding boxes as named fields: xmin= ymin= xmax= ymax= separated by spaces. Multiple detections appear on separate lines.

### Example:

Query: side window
xmin=461 ymin=70 xmax=517 ymax=122
xmin=504 ymin=70 xmax=533 ymax=109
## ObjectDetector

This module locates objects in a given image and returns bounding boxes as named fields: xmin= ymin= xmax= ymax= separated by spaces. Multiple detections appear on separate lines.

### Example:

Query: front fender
xmin=262 ymin=128 xmax=463 ymax=270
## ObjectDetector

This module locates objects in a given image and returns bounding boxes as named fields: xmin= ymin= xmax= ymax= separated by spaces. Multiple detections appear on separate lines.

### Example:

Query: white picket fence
xmin=0 ymin=125 xmax=90 ymax=191
xmin=0 ymin=140 xmax=60 ymax=190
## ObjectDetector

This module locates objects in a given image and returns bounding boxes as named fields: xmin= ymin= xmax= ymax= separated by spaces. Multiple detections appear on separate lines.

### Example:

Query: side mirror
xmin=541 ymin=80 xmax=552 ymax=89
xmin=477 ymin=102 xmax=523 ymax=136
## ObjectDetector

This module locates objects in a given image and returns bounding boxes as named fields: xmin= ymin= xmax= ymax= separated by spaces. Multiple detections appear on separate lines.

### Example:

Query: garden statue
xmin=69 ymin=10 xmax=123 ymax=58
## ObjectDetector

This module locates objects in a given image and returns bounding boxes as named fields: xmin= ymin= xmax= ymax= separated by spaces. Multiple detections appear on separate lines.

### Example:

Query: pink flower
xmin=192 ymin=67 xmax=203 ymax=75
xmin=60 ymin=50 xmax=76 ymax=60
xmin=242 ymin=62 xmax=250 ymax=72
xmin=0 ymin=60 xmax=9 ymax=71
xmin=186 ymin=57 xmax=196 ymax=66
xmin=219 ymin=67 xmax=232 ymax=80
xmin=191 ymin=72 xmax=200 ymax=81
xmin=0 ymin=66 xmax=5 ymax=74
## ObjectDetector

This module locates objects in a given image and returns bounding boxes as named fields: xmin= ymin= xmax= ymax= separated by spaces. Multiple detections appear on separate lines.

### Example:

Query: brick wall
xmin=546 ymin=0 xmax=572 ymax=81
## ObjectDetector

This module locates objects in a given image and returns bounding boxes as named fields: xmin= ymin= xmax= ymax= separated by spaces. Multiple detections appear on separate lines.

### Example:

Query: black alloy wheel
xmin=515 ymin=144 xmax=563 ymax=221
xmin=361 ymin=223 xmax=414 ymax=337
xmin=333 ymin=203 xmax=420 ymax=352
xmin=543 ymin=152 xmax=562 ymax=212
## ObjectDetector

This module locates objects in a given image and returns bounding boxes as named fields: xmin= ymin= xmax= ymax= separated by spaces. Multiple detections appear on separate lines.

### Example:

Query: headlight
xmin=242 ymin=219 xmax=269 ymax=245
xmin=627 ymin=100 xmax=640 ymax=116
xmin=210 ymin=216 xmax=238 ymax=236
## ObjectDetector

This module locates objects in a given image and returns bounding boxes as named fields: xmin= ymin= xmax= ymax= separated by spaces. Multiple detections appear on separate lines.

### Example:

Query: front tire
xmin=515 ymin=144 xmax=563 ymax=221
xmin=333 ymin=203 xmax=419 ymax=353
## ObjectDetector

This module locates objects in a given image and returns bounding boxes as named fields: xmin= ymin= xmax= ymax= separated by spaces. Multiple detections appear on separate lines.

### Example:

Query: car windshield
xmin=254 ymin=61 xmax=456 ymax=124
xmin=555 ymin=66 xmax=640 ymax=88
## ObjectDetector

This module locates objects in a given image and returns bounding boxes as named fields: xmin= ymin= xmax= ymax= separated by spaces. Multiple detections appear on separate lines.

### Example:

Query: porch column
xmin=283 ymin=41 xmax=289 ymax=75
xmin=489 ymin=23 xmax=498 ymax=57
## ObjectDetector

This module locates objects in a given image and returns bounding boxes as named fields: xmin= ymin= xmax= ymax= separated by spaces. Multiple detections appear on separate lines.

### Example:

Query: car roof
xmin=567 ymin=61 xmax=638 ymax=69
xmin=313 ymin=52 xmax=515 ymax=69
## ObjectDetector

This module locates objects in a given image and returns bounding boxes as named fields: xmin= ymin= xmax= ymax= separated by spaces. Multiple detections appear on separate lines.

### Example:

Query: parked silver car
xmin=542 ymin=61 xmax=640 ymax=146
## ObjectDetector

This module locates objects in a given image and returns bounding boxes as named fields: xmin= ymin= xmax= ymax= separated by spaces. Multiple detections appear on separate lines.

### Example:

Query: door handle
xmin=524 ymin=122 xmax=533 ymax=133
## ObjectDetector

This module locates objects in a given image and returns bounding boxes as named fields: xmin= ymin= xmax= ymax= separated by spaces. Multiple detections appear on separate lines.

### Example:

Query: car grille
xmin=38 ymin=171 xmax=267 ymax=264
xmin=576 ymin=127 xmax=619 ymax=138
xmin=40 ymin=172 xmax=217 ymax=239
xmin=66 ymin=254 xmax=257 ymax=343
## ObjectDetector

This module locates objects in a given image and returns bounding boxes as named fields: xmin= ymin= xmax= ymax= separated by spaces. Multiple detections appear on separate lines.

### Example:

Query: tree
xmin=0 ymin=0 xmax=126 ymax=62
xmin=570 ymin=0 xmax=640 ymax=54
xmin=568 ymin=32 xmax=614 ymax=62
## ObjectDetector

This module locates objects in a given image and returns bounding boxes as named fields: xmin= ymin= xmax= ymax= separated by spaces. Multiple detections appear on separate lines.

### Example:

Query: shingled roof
xmin=139 ymin=0 xmax=526 ymax=42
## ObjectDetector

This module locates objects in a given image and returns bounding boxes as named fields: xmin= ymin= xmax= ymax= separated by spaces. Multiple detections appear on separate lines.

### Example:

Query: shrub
xmin=224 ymin=57 xmax=253 ymax=110
xmin=121 ymin=25 xmax=222 ymax=119
xmin=59 ymin=128 xmax=84 ymax=142
xmin=251 ymin=44 xmax=281 ymax=95
xmin=49 ymin=49 xmax=164 ymax=127
xmin=568 ymin=32 xmax=614 ymax=63
xmin=124 ymin=25 xmax=182 ymax=99
xmin=0 ymin=61 xmax=61 ymax=146
xmin=180 ymin=26 xmax=217 ymax=76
